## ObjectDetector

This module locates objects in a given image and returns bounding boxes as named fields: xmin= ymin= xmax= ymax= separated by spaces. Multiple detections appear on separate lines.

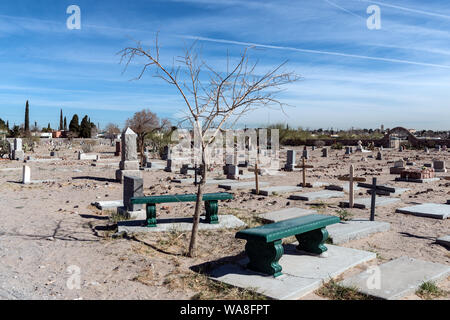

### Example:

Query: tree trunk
xmin=188 ymin=150 xmax=207 ymax=257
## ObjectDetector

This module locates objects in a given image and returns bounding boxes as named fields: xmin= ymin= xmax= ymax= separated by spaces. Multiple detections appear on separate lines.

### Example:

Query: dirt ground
xmin=0 ymin=141 xmax=449 ymax=300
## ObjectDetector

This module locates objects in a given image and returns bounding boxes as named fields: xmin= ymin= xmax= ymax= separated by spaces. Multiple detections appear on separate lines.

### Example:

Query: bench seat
xmin=236 ymin=214 xmax=340 ymax=277
xmin=131 ymin=192 xmax=233 ymax=227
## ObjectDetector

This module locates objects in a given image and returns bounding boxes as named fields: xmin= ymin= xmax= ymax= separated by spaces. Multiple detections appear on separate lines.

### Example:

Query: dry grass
xmin=316 ymin=278 xmax=371 ymax=300
xmin=416 ymin=281 xmax=447 ymax=300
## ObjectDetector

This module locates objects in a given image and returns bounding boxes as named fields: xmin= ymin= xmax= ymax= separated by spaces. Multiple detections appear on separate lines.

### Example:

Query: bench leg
xmin=245 ymin=239 xmax=284 ymax=277
xmin=295 ymin=227 xmax=329 ymax=255
xmin=146 ymin=204 xmax=157 ymax=227
xmin=205 ymin=200 xmax=219 ymax=224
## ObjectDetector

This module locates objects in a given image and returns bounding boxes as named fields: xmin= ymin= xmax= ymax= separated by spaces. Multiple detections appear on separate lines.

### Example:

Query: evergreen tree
xmin=79 ymin=115 xmax=91 ymax=138
xmin=69 ymin=114 xmax=79 ymax=133
xmin=6 ymin=121 xmax=9 ymax=130
xmin=64 ymin=117 xmax=67 ymax=131
xmin=24 ymin=100 xmax=30 ymax=135
xmin=59 ymin=109 xmax=63 ymax=131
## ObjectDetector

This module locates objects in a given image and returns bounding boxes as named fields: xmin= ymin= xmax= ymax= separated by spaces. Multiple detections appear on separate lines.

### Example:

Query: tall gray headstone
xmin=123 ymin=175 xmax=144 ymax=212
xmin=12 ymin=138 xmax=24 ymax=161
xmin=115 ymin=128 xmax=142 ymax=182
xmin=322 ymin=148 xmax=328 ymax=158
xmin=284 ymin=150 xmax=296 ymax=171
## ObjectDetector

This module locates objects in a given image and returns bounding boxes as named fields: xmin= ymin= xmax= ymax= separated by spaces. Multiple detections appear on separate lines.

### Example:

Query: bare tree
xmin=125 ymin=109 xmax=167 ymax=164
xmin=105 ymin=123 xmax=121 ymax=142
xmin=120 ymin=36 xmax=299 ymax=257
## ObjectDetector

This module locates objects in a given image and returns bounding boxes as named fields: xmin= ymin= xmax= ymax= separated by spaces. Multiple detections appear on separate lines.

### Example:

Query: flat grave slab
xmin=289 ymin=190 xmax=345 ymax=201
xmin=259 ymin=207 xmax=318 ymax=223
xmin=396 ymin=203 xmax=450 ymax=219
xmin=0 ymin=168 xmax=21 ymax=172
xmin=209 ymin=245 xmax=375 ymax=300
xmin=24 ymin=158 xmax=62 ymax=163
xmin=171 ymin=178 xmax=236 ymax=185
xmin=219 ymin=181 xmax=269 ymax=190
xmin=251 ymin=186 xmax=303 ymax=196
xmin=327 ymin=220 xmax=391 ymax=244
xmin=340 ymin=197 xmax=401 ymax=209
xmin=395 ymin=177 xmax=440 ymax=183
xmin=92 ymin=200 xmax=123 ymax=210
xmin=340 ymin=257 xmax=450 ymax=300
xmin=369 ymin=185 xmax=411 ymax=196
xmin=436 ymin=235 xmax=450 ymax=248
xmin=326 ymin=184 xmax=360 ymax=192
xmin=117 ymin=215 xmax=246 ymax=233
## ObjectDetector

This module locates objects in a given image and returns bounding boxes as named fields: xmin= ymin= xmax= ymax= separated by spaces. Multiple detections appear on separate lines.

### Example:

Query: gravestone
xmin=436 ymin=145 xmax=441 ymax=152
xmin=123 ymin=175 xmax=144 ymax=212
xmin=226 ymin=165 xmax=239 ymax=180
xmin=12 ymin=138 xmax=24 ymax=161
xmin=376 ymin=151 xmax=382 ymax=160
xmin=322 ymin=148 xmax=328 ymax=158
xmin=345 ymin=146 xmax=353 ymax=155
xmin=284 ymin=150 xmax=296 ymax=171
xmin=115 ymin=141 xmax=121 ymax=157
xmin=115 ymin=128 xmax=142 ymax=183
xmin=302 ymin=147 xmax=309 ymax=159
xmin=22 ymin=165 xmax=31 ymax=184
xmin=389 ymin=159 xmax=405 ymax=174
xmin=356 ymin=140 xmax=363 ymax=152
xmin=433 ymin=160 xmax=447 ymax=173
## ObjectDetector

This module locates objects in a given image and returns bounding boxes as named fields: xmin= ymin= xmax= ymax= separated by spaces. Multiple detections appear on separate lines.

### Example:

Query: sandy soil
xmin=0 ymin=141 xmax=448 ymax=300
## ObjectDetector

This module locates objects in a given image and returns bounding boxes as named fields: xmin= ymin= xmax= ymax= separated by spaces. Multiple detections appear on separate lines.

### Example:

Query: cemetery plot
xmin=326 ymin=220 xmax=391 ymax=244
xmin=208 ymin=245 xmax=376 ymax=300
xmin=218 ymin=181 xmax=269 ymax=191
xmin=395 ymin=203 xmax=450 ymax=219
xmin=251 ymin=185 xmax=303 ymax=196
xmin=259 ymin=207 xmax=318 ymax=223
xmin=118 ymin=215 xmax=246 ymax=233
xmin=289 ymin=190 xmax=344 ymax=201
xmin=436 ymin=235 xmax=450 ymax=248
xmin=340 ymin=257 xmax=450 ymax=300
xmin=339 ymin=197 xmax=401 ymax=209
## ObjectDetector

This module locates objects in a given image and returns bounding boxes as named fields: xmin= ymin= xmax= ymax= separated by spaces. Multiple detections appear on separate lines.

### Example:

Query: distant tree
xmin=105 ymin=123 xmax=121 ymax=142
xmin=64 ymin=117 xmax=67 ymax=131
xmin=79 ymin=115 xmax=91 ymax=138
xmin=0 ymin=118 xmax=7 ymax=131
xmin=9 ymin=125 xmax=20 ymax=138
xmin=59 ymin=109 xmax=64 ymax=131
xmin=32 ymin=121 xmax=39 ymax=132
xmin=6 ymin=121 xmax=9 ymax=131
xmin=24 ymin=100 xmax=30 ymax=136
xmin=125 ymin=109 xmax=160 ymax=164
xmin=69 ymin=114 xmax=79 ymax=134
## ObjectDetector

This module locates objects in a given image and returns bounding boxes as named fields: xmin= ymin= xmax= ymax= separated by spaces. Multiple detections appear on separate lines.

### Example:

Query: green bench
xmin=236 ymin=214 xmax=340 ymax=277
xmin=130 ymin=192 xmax=234 ymax=227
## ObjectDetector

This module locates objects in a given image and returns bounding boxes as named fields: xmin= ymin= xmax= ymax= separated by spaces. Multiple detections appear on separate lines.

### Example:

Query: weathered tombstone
xmin=115 ymin=141 xmax=121 ymax=157
xmin=322 ymin=148 xmax=328 ymax=158
xmin=424 ymin=147 xmax=429 ymax=154
xmin=226 ymin=165 xmax=239 ymax=180
xmin=302 ymin=146 xmax=309 ymax=159
xmin=12 ymin=138 xmax=24 ymax=161
xmin=433 ymin=160 xmax=447 ymax=173
xmin=376 ymin=151 xmax=383 ymax=160
xmin=436 ymin=145 xmax=442 ymax=152
xmin=284 ymin=150 xmax=296 ymax=171
xmin=123 ymin=175 xmax=144 ymax=212
xmin=345 ymin=146 xmax=353 ymax=155
xmin=390 ymin=159 xmax=406 ymax=174
xmin=22 ymin=165 xmax=31 ymax=184
xmin=311 ymin=146 xmax=316 ymax=151
xmin=115 ymin=128 xmax=142 ymax=183
xmin=356 ymin=140 xmax=363 ymax=152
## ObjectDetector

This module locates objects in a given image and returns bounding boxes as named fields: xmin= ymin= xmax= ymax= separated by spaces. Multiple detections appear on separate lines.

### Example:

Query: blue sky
xmin=1 ymin=0 xmax=450 ymax=130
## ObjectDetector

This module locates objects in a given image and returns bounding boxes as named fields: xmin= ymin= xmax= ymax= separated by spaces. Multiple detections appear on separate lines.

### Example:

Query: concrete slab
xmin=252 ymin=186 xmax=303 ymax=196
xmin=0 ymin=168 xmax=21 ymax=172
xmin=327 ymin=220 xmax=391 ymax=244
xmin=396 ymin=203 xmax=450 ymax=219
xmin=340 ymin=197 xmax=401 ymax=209
xmin=259 ymin=207 xmax=318 ymax=223
xmin=219 ymin=181 xmax=269 ymax=190
xmin=171 ymin=178 xmax=236 ymax=185
xmin=24 ymin=158 xmax=62 ymax=163
xmin=436 ymin=235 xmax=450 ymax=248
xmin=289 ymin=190 xmax=345 ymax=201
xmin=117 ymin=215 xmax=246 ymax=233
xmin=92 ymin=200 xmax=123 ymax=210
xmin=340 ymin=257 xmax=450 ymax=300
xmin=209 ymin=245 xmax=376 ymax=300
xmin=395 ymin=177 xmax=440 ymax=183
xmin=326 ymin=184 xmax=360 ymax=192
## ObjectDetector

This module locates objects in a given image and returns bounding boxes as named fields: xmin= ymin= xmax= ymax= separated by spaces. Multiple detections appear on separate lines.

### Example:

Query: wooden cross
xmin=295 ymin=158 xmax=314 ymax=187
xmin=357 ymin=178 xmax=395 ymax=221
xmin=338 ymin=165 xmax=366 ymax=208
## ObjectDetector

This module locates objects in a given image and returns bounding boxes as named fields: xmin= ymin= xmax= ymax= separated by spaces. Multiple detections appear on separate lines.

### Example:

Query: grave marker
xmin=338 ymin=165 xmax=366 ymax=208
xmin=357 ymin=178 xmax=395 ymax=221
xmin=295 ymin=158 xmax=313 ymax=187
